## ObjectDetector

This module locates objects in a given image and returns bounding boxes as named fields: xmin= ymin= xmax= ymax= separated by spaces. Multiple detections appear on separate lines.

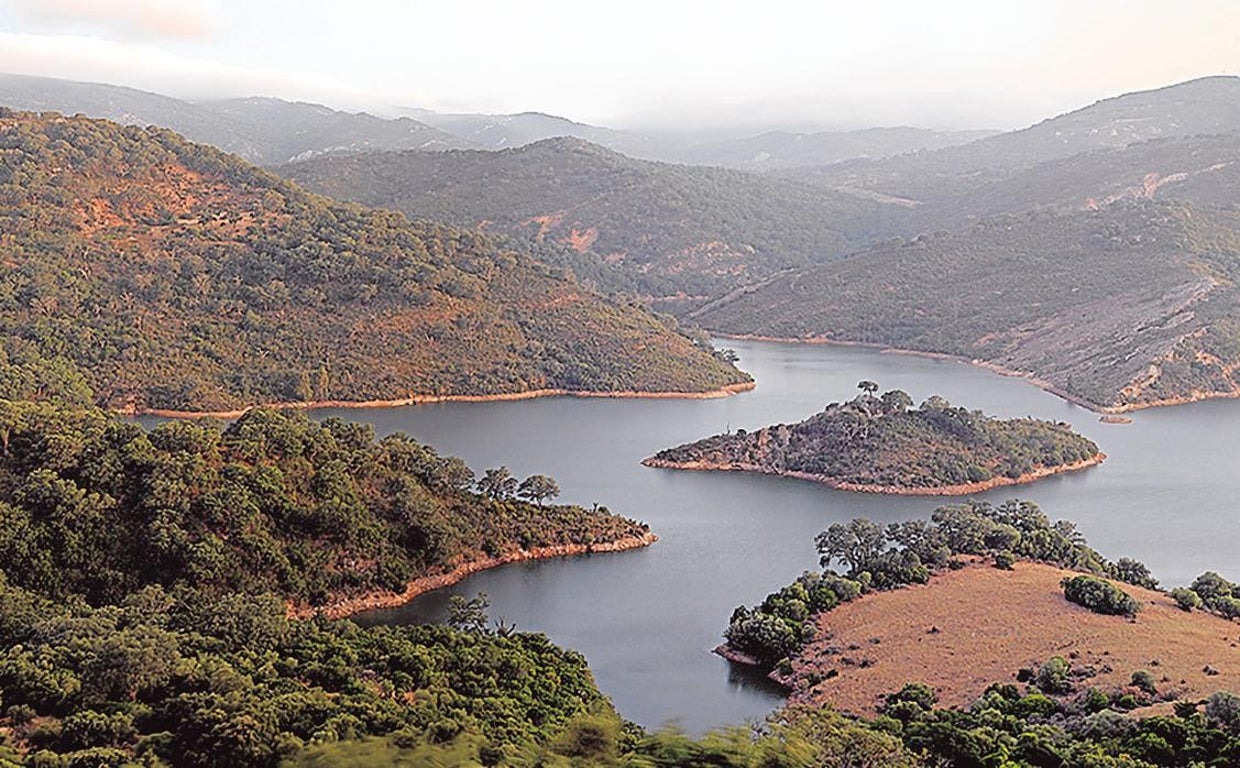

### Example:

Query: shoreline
xmin=123 ymin=381 xmax=756 ymax=420
xmin=712 ymin=332 xmax=1240 ymax=415
xmin=641 ymin=453 xmax=1106 ymax=496
xmin=288 ymin=531 xmax=658 ymax=620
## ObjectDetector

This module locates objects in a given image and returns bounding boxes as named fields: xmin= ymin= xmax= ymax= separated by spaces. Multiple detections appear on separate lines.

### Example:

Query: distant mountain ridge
xmin=0 ymin=72 xmax=996 ymax=171
xmin=789 ymin=76 xmax=1240 ymax=203
xmin=693 ymin=202 xmax=1240 ymax=412
xmin=0 ymin=73 xmax=471 ymax=165
xmin=407 ymin=106 xmax=993 ymax=167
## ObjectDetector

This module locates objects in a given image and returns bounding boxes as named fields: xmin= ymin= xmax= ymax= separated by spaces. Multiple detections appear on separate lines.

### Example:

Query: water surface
xmin=228 ymin=341 xmax=1240 ymax=732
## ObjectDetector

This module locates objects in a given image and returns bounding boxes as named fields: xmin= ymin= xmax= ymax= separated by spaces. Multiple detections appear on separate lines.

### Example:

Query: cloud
xmin=4 ymin=0 xmax=215 ymax=40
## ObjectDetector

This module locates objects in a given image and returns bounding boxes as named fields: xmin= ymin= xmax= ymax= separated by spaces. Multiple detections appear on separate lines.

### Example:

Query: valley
xmin=1 ymin=51 xmax=1239 ymax=766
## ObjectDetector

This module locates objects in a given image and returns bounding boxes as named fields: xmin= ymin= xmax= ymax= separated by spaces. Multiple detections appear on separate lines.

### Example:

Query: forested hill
xmin=694 ymin=203 xmax=1240 ymax=412
xmin=0 ymin=400 xmax=647 ymax=607
xmin=0 ymin=112 xmax=748 ymax=413
xmin=645 ymin=388 xmax=1101 ymax=493
xmin=277 ymin=137 xmax=883 ymax=306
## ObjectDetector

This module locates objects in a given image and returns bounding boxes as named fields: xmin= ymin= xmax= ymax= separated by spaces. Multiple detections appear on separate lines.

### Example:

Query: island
xmin=643 ymin=383 xmax=1104 ymax=494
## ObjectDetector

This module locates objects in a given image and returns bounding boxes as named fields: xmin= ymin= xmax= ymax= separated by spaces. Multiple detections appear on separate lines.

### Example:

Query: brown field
xmin=786 ymin=559 xmax=1240 ymax=715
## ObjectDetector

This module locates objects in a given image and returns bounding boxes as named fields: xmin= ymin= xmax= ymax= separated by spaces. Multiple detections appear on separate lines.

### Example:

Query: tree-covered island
xmin=644 ymin=383 xmax=1104 ymax=494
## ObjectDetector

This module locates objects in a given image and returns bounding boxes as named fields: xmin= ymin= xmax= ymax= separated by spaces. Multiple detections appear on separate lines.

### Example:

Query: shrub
xmin=1170 ymin=587 xmax=1203 ymax=612
xmin=1205 ymin=691 xmax=1240 ymax=734
xmin=1112 ymin=557 xmax=1158 ymax=589
xmin=993 ymin=551 xmax=1016 ymax=570
xmin=1034 ymin=657 xmax=1073 ymax=695
xmin=1130 ymin=670 xmax=1157 ymax=695
xmin=1061 ymin=575 xmax=1140 ymax=617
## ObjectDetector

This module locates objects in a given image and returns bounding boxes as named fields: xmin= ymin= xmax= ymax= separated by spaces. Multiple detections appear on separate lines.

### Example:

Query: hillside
xmin=0 ymin=399 xmax=650 ymax=765
xmin=785 ymin=558 xmax=1240 ymax=715
xmin=694 ymin=203 xmax=1240 ymax=412
xmin=278 ymin=138 xmax=881 ymax=306
xmin=0 ymin=73 xmax=470 ymax=164
xmin=644 ymin=388 xmax=1101 ymax=493
xmin=0 ymin=112 xmax=748 ymax=413
xmin=0 ymin=401 xmax=650 ymax=608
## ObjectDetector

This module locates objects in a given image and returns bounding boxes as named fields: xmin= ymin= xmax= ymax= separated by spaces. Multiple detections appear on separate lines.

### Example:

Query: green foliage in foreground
xmin=878 ymin=680 xmax=1240 ymax=768
xmin=0 ymin=577 xmax=608 ymax=767
xmin=650 ymin=389 xmax=1100 ymax=489
xmin=0 ymin=400 xmax=646 ymax=607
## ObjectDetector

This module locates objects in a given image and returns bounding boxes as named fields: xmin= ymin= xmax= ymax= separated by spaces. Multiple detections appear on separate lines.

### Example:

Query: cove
xmin=232 ymin=340 xmax=1240 ymax=734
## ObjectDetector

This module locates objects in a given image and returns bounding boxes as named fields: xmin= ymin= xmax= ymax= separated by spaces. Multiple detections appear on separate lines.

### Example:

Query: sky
xmin=0 ymin=0 xmax=1236 ymax=132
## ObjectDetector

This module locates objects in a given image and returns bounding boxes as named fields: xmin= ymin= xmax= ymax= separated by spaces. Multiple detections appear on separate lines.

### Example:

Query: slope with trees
xmin=694 ymin=203 xmax=1240 ymax=411
xmin=645 ymin=386 xmax=1102 ymax=493
xmin=0 ymin=111 xmax=749 ymax=413
xmin=278 ymin=137 xmax=883 ymax=307
xmin=0 ymin=400 xmax=650 ymax=610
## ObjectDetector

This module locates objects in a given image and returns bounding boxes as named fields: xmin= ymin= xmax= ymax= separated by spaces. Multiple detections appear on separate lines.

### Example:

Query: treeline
xmin=650 ymin=388 xmax=1100 ymax=489
xmin=0 ymin=399 xmax=646 ymax=607
xmin=0 ymin=112 xmax=746 ymax=413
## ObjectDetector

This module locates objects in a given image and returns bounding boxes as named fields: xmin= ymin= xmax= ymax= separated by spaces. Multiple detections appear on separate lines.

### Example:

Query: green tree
xmin=477 ymin=467 xmax=518 ymax=500
xmin=446 ymin=593 xmax=490 ymax=633
xmin=517 ymin=475 xmax=561 ymax=508
xmin=815 ymin=518 xmax=886 ymax=575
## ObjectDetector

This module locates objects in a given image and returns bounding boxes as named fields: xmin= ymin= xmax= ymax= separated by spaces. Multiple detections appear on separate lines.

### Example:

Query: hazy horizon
xmin=0 ymin=0 xmax=1237 ymax=135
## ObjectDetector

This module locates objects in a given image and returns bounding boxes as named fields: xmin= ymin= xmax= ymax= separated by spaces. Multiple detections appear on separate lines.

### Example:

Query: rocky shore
xmin=289 ymin=531 xmax=658 ymax=620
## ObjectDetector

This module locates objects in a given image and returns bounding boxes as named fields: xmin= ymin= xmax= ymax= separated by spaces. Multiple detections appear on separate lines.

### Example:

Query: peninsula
xmin=644 ymin=384 xmax=1103 ymax=494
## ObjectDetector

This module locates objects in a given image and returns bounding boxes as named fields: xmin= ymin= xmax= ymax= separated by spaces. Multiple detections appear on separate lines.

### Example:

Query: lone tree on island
xmin=518 ymin=474 xmax=561 ymax=507
xmin=858 ymin=380 xmax=879 ymax=395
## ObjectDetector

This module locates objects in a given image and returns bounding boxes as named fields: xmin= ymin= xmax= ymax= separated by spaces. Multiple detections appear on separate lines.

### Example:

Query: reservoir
xmin=287 ymin=340 xmax=1239 ymax=733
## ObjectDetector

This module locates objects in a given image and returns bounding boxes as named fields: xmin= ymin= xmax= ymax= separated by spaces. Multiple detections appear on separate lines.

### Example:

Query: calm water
xmin=161 ymin=340 xmax=1240 ymax=733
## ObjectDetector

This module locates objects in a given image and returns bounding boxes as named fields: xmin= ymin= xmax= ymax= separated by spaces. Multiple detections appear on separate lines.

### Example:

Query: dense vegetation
xmin=867 ymin=680 xmax=1240 ymax=767
xmin=695 ymin=203 xmax=1240 ymax=410
xmin=0 ymin=577 xmax=614 ymax=766
xmin=0 ymin=400 xmax=648 ymax=608
xmin=0 ymin=112 xmax=747 ymax=412
xmin=278 ymin=138 xmax=881 ymax=306
xmin=722 ymin=499 xmax=1131 ymax=669
xmin=647 ymin=386 xmax=1100 ymax=490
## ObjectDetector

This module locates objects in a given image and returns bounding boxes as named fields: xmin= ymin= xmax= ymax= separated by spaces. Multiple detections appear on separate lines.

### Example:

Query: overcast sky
xmin=0 ymin=0 xmax=1236 ymax=132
